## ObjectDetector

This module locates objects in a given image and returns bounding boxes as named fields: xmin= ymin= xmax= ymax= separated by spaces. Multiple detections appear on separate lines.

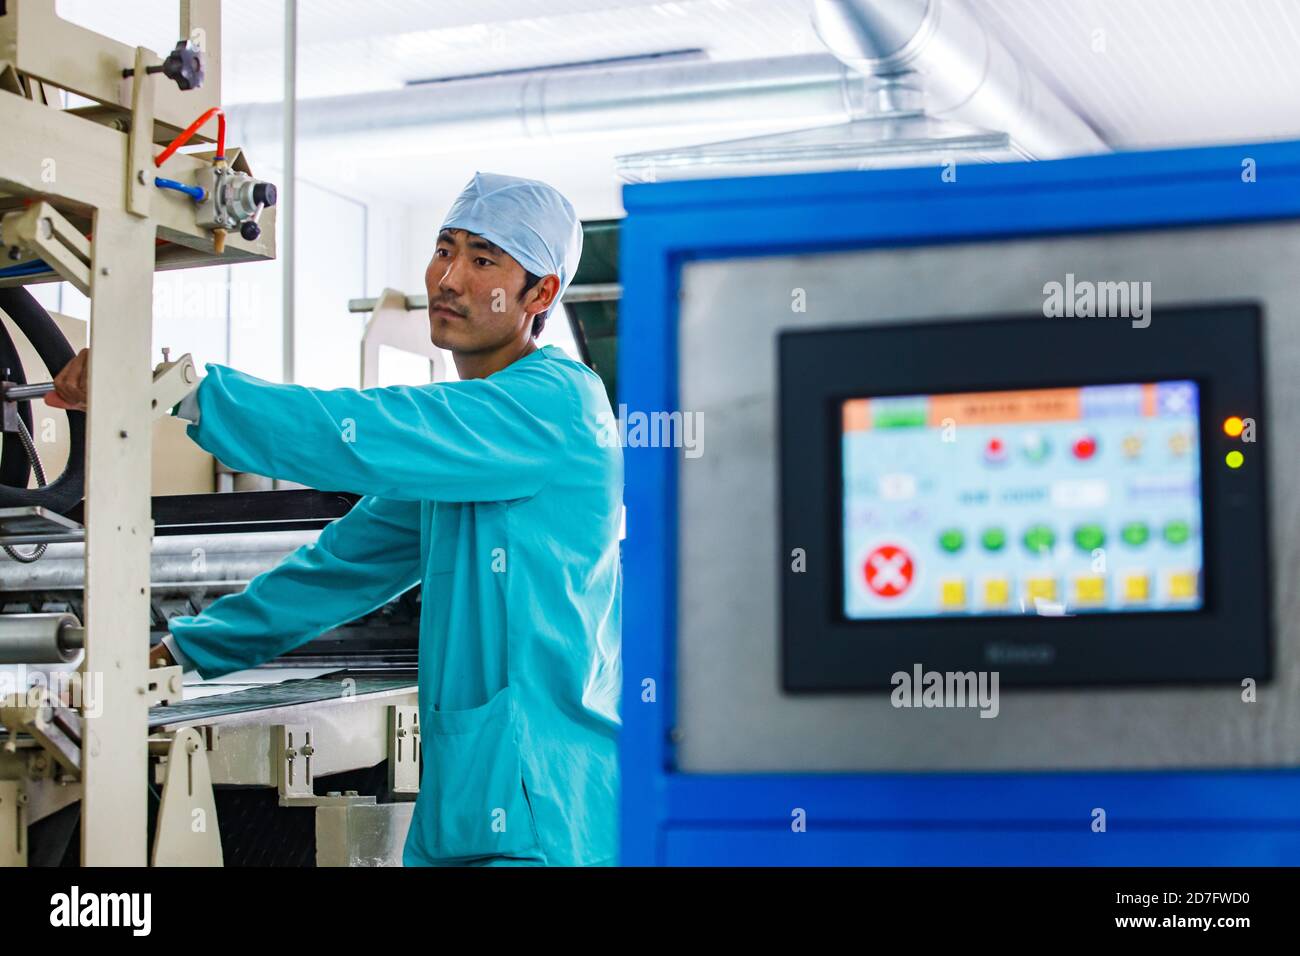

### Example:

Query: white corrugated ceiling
xmin=965 ymin=0 xmax=1300 ymax=148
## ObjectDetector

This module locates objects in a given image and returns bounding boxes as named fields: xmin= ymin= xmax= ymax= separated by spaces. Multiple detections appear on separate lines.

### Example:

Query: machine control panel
xmin=780 ymin=306 xmax=1269 ymax=690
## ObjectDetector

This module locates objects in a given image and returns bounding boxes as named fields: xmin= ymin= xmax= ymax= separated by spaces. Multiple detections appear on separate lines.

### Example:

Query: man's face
xmin=425 ymin=228 xmax=535 ymax=353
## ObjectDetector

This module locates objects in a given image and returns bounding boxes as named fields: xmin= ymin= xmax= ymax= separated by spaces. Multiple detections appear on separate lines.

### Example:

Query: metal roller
xmin=0 ymin=612 xmax=83 ymax=664
xmin=0 ymin=530 xmax=319 ymax=594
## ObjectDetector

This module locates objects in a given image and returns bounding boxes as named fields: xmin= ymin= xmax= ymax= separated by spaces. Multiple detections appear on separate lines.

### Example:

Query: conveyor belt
xmin=148 ymin=674 xmax=417 ymax=728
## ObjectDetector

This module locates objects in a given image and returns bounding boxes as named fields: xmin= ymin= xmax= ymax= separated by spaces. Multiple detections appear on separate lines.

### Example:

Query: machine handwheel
xmin=0 ymin=287 xmax=86 ymax=514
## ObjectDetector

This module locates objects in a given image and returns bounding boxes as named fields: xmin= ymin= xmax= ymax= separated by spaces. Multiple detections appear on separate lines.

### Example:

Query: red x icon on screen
xmin=863 ymin=544 xmax=914 ymax=598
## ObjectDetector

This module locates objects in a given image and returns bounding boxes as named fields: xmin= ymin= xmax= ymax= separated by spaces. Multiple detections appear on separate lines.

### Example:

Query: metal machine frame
xmin=1 ymin=486 xmax=423 ymax=867
xmin=0 ymin=1 xmax=277 ymax=865
xmin=618 ymin=139 xmax=1300 ymax=865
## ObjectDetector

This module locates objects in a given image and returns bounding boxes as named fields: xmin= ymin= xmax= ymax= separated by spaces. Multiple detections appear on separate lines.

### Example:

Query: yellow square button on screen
xmin=983 ymin=578 xmax=1010 ymax=607
xmin=1025 ymin=578 xmax=1057 ymax=603
xmin=1122 ymin=573 xmax=1150 ymax=602
xmin=1168 ymin=571 xmax=1198 ymax=600
xmin=1073 ymin=576 xmax=1105 ymax=604
xmin=940 ymin=579 xmax=967 ymax=609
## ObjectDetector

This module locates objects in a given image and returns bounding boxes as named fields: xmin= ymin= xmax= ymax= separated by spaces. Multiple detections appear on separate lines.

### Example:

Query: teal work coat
xmin=167 ymin=345 xmax=622 ymax=865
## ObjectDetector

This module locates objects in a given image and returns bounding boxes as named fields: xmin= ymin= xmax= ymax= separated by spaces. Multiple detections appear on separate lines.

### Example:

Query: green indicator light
xmin=981 ymin=528 xmax=1006 ymax=552
xmin=874 ymin=407 xmax=928 ymax=428
xmin=1073 ymin=524 xmax=1105 ymax=552
xmin=1226 ymin=450 xmax=1245 ymax=469
xmin=939 ymin=528 xmax=965 ymax=553
xmin=1120 ymin=522 xmax=1149 ymax=547
xmin=1163 ymin=520 xmax=1191 ymax=545
xmin=1023 ymin=524 xmax=1056 ymax=556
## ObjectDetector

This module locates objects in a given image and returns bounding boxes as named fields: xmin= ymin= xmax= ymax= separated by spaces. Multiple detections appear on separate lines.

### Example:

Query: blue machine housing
xmin=617 ymin=139 xmax=1300 ymax=866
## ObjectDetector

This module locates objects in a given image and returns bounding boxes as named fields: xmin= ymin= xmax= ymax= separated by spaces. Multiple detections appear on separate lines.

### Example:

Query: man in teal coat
xmin=50 ymin=172 xmax=622 ymax=866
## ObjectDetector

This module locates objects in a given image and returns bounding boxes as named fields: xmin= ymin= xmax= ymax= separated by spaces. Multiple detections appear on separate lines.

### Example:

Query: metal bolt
xmin=100 ymin=267 xmax=110 ymax=276
xmin=161 ymin=347 xmax=171 ymax=363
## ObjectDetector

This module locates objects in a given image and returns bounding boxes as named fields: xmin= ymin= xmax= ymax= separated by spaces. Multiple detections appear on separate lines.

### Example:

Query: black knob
xmin=162 ymin=41 xmax=204 ymax=91
xmin=253 ymin=182 xmax=278 ymax=208
xmin=240 ymin=221 xmax=261 ymax=242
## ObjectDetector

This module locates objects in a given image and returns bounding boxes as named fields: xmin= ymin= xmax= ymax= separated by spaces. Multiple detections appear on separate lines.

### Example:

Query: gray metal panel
xmin=676 ymin=220 xmax=1300 ymax=771
xmin=316 ymin=802 xmax=414 ymax=867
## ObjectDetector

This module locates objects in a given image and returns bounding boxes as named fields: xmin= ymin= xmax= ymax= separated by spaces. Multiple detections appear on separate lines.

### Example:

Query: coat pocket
xmin=416 ymin=685 xmax=540 ymax=861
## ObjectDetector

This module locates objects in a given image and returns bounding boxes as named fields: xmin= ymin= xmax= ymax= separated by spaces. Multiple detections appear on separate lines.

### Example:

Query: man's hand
xmin=46 ymin=347 xmax=89 ymax=411
xmin=149 ymin=642 xmax=177 ymax=669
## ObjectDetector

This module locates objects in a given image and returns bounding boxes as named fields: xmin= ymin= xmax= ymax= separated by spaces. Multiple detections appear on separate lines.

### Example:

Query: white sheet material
xmin=181 ymin=666 xmax=337 ymax=700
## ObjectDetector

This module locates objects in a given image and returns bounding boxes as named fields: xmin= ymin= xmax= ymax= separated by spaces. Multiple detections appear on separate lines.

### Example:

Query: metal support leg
xmin=0 ymin=780 xmax=27 ymax=866
xmin=152 ymin=728 xmax=222 ymax=866
xmin=80 ymin=211 xmax=156 ymax=865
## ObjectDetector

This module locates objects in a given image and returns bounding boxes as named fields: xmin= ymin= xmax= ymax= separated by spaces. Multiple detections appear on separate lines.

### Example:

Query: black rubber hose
xmin=0 ymin=287 xmax=85 ymax=513
xmin=0 ymin=317 xmax=34 ymax=489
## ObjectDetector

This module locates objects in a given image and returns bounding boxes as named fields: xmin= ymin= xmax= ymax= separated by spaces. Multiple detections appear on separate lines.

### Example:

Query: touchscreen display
xmin=841 ymin=382 xmax=1203 ymax=619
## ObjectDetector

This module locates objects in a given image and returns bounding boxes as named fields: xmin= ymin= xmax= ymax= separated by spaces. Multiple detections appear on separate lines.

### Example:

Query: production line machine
xmin=0 ymin=2 xmax=420 ymax=866
xmin=1 ymin=491 xmax=422 ymax=867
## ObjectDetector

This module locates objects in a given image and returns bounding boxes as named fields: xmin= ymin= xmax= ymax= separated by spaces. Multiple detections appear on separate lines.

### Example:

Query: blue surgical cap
xmin=440 ymin=172 xmax=583 ymax=304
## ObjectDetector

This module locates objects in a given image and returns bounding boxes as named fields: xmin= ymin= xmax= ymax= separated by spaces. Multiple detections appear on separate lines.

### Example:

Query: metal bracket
xmin=0 ymin=688 xmax=80 ymax=777
xmin=151 ymin=349 xmax=198 ymax=419
xmin=144 ymin=664 xmax=183 ymax=707
xmin=151 ymin=727 xmax=222 ymax=865
xmin=387 ymin=704 xmax=420 ymax=799
xmin=275 ymin=723 xmax=316 ymax=805
xmin=274 ymin=724 xmax=378 ymax=808
xmin=0 ymin=506 xmax=85 ymax=548
xmin=126 ymin=46 xmax=159 ymax=218
xmin=0 ymin=201 xmax=93 ymax=294
xmin=0 ymin=390 xmax=23 ymax=435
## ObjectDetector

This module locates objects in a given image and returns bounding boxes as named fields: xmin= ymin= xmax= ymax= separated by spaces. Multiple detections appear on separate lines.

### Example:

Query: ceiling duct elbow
xmin=811 ymin=0 xmax=1105 ymax=158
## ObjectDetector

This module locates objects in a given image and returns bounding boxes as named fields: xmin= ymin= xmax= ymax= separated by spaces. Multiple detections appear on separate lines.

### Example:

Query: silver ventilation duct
xmin=617 ymin=0 xmax=1104 ymax=181
xmin=226 ymin=1 xmax=1103 ymax=176
xmin=227 ymin=54 xmax=881 ymax=156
